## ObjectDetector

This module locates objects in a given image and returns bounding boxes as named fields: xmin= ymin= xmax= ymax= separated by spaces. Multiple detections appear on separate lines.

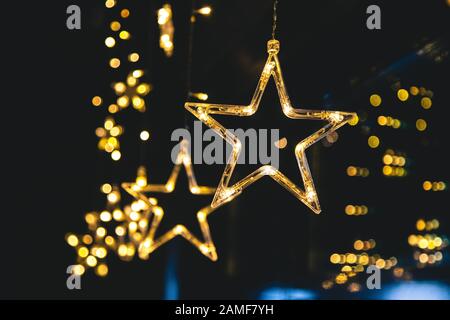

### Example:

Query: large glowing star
xmin=185 ymin=39 xmax=356 ymax=214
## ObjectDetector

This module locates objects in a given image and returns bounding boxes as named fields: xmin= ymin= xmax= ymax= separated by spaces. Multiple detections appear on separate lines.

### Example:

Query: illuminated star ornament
xmin=112 ymin=70 xmax=152 ymax=112
xmin=122 ymin=140 xmax=220 ymax=261
xmin=185 ymin=39 xmax=356 ymax=214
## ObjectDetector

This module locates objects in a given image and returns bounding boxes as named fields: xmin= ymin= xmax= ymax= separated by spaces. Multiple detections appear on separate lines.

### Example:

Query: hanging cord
xmin=184 ymin=0 xmax=197 ymax=130
xmin=272 ymin=0 xmax=278 ymax=39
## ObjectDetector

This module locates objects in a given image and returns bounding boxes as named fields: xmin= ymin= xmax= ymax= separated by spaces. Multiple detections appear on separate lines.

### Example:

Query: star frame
xmin=185 ymin=39 xmax=356 ymax=214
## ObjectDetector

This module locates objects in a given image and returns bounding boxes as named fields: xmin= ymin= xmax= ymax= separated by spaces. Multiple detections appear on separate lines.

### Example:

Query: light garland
xmin=157 ymin=4 xmax=174 ymax=57
xmin=185 ymin=39 xmax=356 ymax=213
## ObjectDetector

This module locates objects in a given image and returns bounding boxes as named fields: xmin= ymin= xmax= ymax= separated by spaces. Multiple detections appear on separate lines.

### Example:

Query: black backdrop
xmin=3 ymin=0 xmax=449 ymax=299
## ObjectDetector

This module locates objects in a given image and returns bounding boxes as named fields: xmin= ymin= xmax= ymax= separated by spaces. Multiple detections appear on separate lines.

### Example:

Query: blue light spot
xmin=164 ymin=252 xmax=179 ymax=300
xmin=377 ymin=281 xmax=450 ymax=300
xmin=259 ymin=287 xmax=317 ymax=300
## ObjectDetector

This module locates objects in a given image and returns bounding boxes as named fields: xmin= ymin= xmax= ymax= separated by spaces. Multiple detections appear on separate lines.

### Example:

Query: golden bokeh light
xmin=369 ymin=94 xmax=382 ymax=107
xmin=397 ymin=89 xmax=409 ymax=101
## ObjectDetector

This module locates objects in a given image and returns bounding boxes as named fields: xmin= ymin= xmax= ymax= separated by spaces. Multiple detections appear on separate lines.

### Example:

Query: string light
xmin=185 ymin=39 xmax=356 ymax=214
xmin=157 ymin=4 xmax=174 ymax=57
xmin=325 ymin=240 xmax=397 ymax=291
xmin=422 ymin=180 xmax=446 ymax=191
xmin=409 ymin=219 xmax=448 ymax=268
xmin=346 ymin=166 xmax=369 ymax=177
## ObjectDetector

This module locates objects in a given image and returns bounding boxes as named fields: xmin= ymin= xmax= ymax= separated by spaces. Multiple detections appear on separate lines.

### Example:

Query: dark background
xmin=3 ymin=0 xmax=449 ymax=299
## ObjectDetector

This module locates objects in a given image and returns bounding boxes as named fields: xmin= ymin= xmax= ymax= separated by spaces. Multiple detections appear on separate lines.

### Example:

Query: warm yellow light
xmin=132 ymin=96 xmax=144 ymax=109
xmin=105 ymin=0 xmax=116 ymax=9
xmin=377 ymin=116 xmax=387 ymax=126
xmin=78 ymin=247 xmax=89 ymax=258
xmin=192 ymin=92 xmax=209 ymax=101
xmin=375 ymin=259 xmax=386 ymax=269
xmin=104 ymin=118 xmax=114 ymax=130
xmin=109 ymin=58 xmax=120 ymax=69
xmin=72 ymin=264 xmax=85 ymax=276
xmin=370 ymin=94 xmax=382 ymax=107
xmin=92 ymin=96 xmax=102 ymax=107
xmin=348 ymin=114 xmax=359 ymax=126
xmin=346 ymin=166 xmax=357 ymax=176
xmin=115 ymin=226 xmax=125 ymax=237
xmin=86 ymin=255 xmax=98 ymax=267
xmin=119 ymin=31 xmax=130 ymax=40
xmin=416 ymin=219 xmax=426 ymax=231
xmin=368 ymin=135 xmax=380 ymax=148
xmin=95 ymin=247 xmax=107 ymax=259
xmin=127 ymin=76 xmax=137 ymax=87
xmin=382 ymin=165 xmax=392 ymax=176
xmin=335 ymin=273 xmax=348 ymax=284
xmin=408 ymin=235 xmax=418 ymax=246
xmin=345 ymin=205 xmax=356 ymax=215
xmin=100 ymin=210 xmax=112 ymax=222
xmin=416 ymin=119 xmax=427 ymax=131
xmin=114 ymin=82 xmax=127 ymax=94
xmin=397 ymin=89 xmax=409 ymax=101
xmin=100 ymin=183 xmax=112 ymax=195
xmin=105 ymin=37 xmax=116 ymax=48
xmin=110 ymin=126 xmax=121 ymax=137
xmin=118 ymin=244 xmax=127 ymax=256
xmin=185 ymin=39 xmax=356 ymax=216
xmin=346 ymin=254 xmax=357 ymax=264
xmin=96 ymin=227 xmax=107 ymax=238
xmin=382 ymin=154 xmax=393 ymax=165
xmin=423 ymin=181 xmax=432 ymax=191
xmin=158 ymin=7 xmax=170 ymax=25
xmin=82 ymin=235 xmax=93 ymax=246
xmin=96 ymin=264 xmax=109 ymax=277
xmin=354 ymin=240 xmax=364 ymax=251
xmin=136 ymin=84 xmax=150 ymax=95
xmin=418 ymin=238 xmax=428 ymax=249
xmin=410 ymin=86 xmax=419 ymax=96
xmin=421 ymin=97 xmax=432 ymax=109
xmin=330 ymin=253 xmax=341 ymax=264
xmin=111 ymin=150 xmax=121 ymax=161
xmin=128 ymin=52 xmax=140 ymax=62
xmin=85 ymin=213 xmax=97 ymax=225
xmin=104 ymin=238 xmax=114 ymax=249
xmin=419 ymin=253 xmax=428 ymax=264
xmin=120 ymin=9 xmax=130 ymax=18
xmin=392 ymin=119 xmax=401 ymax=129
xmin=117 ymin=96 xmax=129 ymax=108
xmin=112 ymin=209 xmax=124 ymax=221
xmin=132 ymin=70 xmax=144 ymax=78
xmin=67 ymin=234 xmax=79 ymax=247
xmin=197 ymin=6 xmax=212 ymax=16
xmin=110 ymin=21 xmax=121 ymax=32
xmin=140 ymin=130 xmax=150 ymax=141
